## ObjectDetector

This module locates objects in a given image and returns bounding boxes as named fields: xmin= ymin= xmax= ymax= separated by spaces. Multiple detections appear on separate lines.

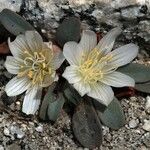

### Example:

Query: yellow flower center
xmin=78 ymin=49 xmax=113 ymax=84
xmin=18 ymin=50 xmax=54 ymax=85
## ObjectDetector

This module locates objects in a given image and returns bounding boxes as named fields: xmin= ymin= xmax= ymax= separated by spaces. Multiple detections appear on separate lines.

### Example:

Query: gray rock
xmin=143 ymin=133 xmax=150 ymax=148
xmin=10 ymin=125 xmax=25 ymax=139
xmin=121 ymin=6 xmax=145 ymax=20
xmin=92 ymin=9 xmax=122 ymax=27
xmin=0 ymin=0 xmax=22 ymax=12
xmin=145 ymin=96 xmax=150 ymax=110
xmin=7 ymin=143 xmax=21 ymax=150
xmin=3 ymin=128 xmax=10 ymax=136
xmin=110 ymin=0 xmax=148 ymax=9
xmin=129 ymin=119 xmax=139 ymax=128
xmin=35 ymin=124 xmax=43 ymax=133
xmin=0 ymin=145 xmax=4 ymax=150
xmin=142 ymin=120 xmax=150 ymax=131
xmin=138 ymin=20 xmax=150 ymax=42
xmin=37 ymin=0 xmax=64 ymax=20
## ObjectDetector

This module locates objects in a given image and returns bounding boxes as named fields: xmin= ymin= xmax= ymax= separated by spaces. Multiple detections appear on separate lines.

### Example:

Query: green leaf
xmin=39 ymin=83 xmax=56 ymax=120
xmin=135 ymin=82 xmax=150 ymax=93
xmin=55 ymin=17 xmax=81 ymax=47
xmin=0 ymin=9 xmax=34 ymax=36
xmin=73 ymin=99 xmax=103 ymax=149
xmin=0 ymin=23 xmax=13 ymax=43
xmin=96 ymin=97 xmax=126 ymax=130
xmin=63 ymin=88 xmax=78 ymax=105
xmin=63 ymin=85 xmax=81 ymax=105
xmin=118 ymin=63 xmax=150 ymax=83
xmin=47 ymin=93 xmax=65 ymax=122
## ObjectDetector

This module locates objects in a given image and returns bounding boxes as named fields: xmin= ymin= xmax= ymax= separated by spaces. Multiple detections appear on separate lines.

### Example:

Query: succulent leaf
xmin=0 ymin=9 xmax=34 ymax=36
xmin=95 ymin=97 xmax=126 ymax=130
xmin=118 ymin=63 xmax=150 ymax=83
xmin=73 ymin=99 xmax=103 ymax=148
xmin=135 ymin=82 xmax=150 ymax=93
xmin=55 ymin=17 xmax=81 ymax=47
xmin=47 ymin=93 xmax=65 ymax=122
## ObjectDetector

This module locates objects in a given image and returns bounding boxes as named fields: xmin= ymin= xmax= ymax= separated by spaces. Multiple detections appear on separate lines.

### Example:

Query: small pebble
xmin=7 ymin=143 xmax=21 ymax=150
xmin=10 ymin=125 xmax=25 ymax=139
xmin=145 ymin=96 xmax=150 ymax=110
xmin=0 ymin=117 xmax=4 ymax=123
xmin=143 ymin=132 xmax=150 ymax=148
xmin=142 ymin=120 xmax=150 ymax=131
xmin=129 ymin=119 xmax=139 ymax=128
xmin=0 ymin=145 xmax=4 ymax=150
xmin=16 ymin=101 xmax=21 ymax=105
xmin=3 ymin=127 xmax=10 ymax=136
xmin=35 ymin=125 xmax=43 ymax=133
xmin=140 ymin=146 xmax=147 ymax=150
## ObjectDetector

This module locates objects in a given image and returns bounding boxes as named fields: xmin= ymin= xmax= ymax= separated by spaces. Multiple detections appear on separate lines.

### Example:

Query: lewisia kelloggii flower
xmin=62 ymin=28 xmax=139 ymax=106
xmin=5 ymin=31 xmax=64 ymax=114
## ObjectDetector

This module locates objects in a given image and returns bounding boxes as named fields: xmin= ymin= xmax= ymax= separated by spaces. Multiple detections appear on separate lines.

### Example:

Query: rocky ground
xmin=0 ymin=0 xmax=150 ymax=149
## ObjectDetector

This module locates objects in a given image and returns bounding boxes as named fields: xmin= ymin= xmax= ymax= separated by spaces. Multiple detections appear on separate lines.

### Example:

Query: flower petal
xmin=22 ymin=86 xmax=42 ymax=115
xmin=73 ymin=81 xmax=90 ymax=97
xmin=41 ymin=73 xmax=56 ymax=87
xmin=63 ymin=41 xmax=79 ymax=65
xmin=62 ymin=66 xmax=82 ymax=84
xmin=109 ymin=43 xmax=139 ymax=67
xmin=5 ymin=56 xmax=22 ymax=74
xmin=96 ymin=27 xmax=122 ymax=55
xmin=78 ymin=30 xmax=97 ymax=53
xmin=53 ymin=47 xmax=65 ymax=69
xmin=8 ymin=34 xmax=29 ymax=58
xmin=25 ymin=31 xmax=43 ymax=51
xmin=101 ymin=71 xmax=135 ymax=87
xmin=87 ymin=83 xmax=114 ymax=106
xmin=5 ymin=77 xmax=31 ymax=96
xmin=63 ymin=30 xmax=97 ymax=65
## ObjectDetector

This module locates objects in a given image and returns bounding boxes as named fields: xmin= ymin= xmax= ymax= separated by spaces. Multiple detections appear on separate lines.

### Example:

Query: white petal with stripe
xmin=5 ymin=77 xmax=31 ymax=96
xmin=109 ymin=44 xmax=139 ymax=67
xmin=22 ymin=86 xmax=42 ymax=115
xmin=101 ymin=71 xmax=135 ymax=87
xmin=74 ymin=81 xmax=91 ymax=97
xmin=87 ymin=83 xmax=114 ymax=106
xmin=78 ymin=30 xmax=97 ymax=53
xmin=5 ymin=56 xmax=22 ymax=74
xmin=62 ymin=66 xmax=81 ymax=84
xmin=63 ymin=42 xmax=79 ymax=65
xmin=25 ymin=31 xmax=43 ymax=52
xmin=96 ymin=27 xmax=122 ymax=55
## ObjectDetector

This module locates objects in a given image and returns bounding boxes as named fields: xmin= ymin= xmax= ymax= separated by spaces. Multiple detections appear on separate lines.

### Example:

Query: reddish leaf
xmin=96 ymin=32 xmax=103 ymax=43
xmin=0 ymin=42 xmax=10 ymax=54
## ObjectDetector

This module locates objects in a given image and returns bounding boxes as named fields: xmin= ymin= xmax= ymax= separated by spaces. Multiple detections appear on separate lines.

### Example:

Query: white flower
xmin=62 ymin=28 xmax=139 ymax=106
xmin=5 ymin=31 xmax=64 ymax=115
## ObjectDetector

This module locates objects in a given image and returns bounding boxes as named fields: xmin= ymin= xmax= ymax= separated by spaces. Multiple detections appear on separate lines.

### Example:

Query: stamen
xmin=18 ymin=70 xmax=27 ymax=77
xmin=42 ymin=63 xmax=46 ymax=69
xmin=32 ymin=61 xmax=40 ymax=71
xmin=20 ymin=65 xmax=24 ymax=68
xmin=78 ymin=49 xmax=115 ymax=84
xmin=24 ymin=51 xmax=33 ymax=57
xmin=24 ymin=57 xmax=34 ymax=65
xmin=34 ymin=52 xmax=38 ymax=59
xmin=39 ymin=52 xmax=46 ymax=61
xmin=27 ymin=71 xmax=34 ymax=78
xmin=48 ymin=68 xmax=52 ymax=74
xmin=32 ymin=71 xmax=38 ymax=85
xmin=19 ymin=49 xmax=54 ymax=86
